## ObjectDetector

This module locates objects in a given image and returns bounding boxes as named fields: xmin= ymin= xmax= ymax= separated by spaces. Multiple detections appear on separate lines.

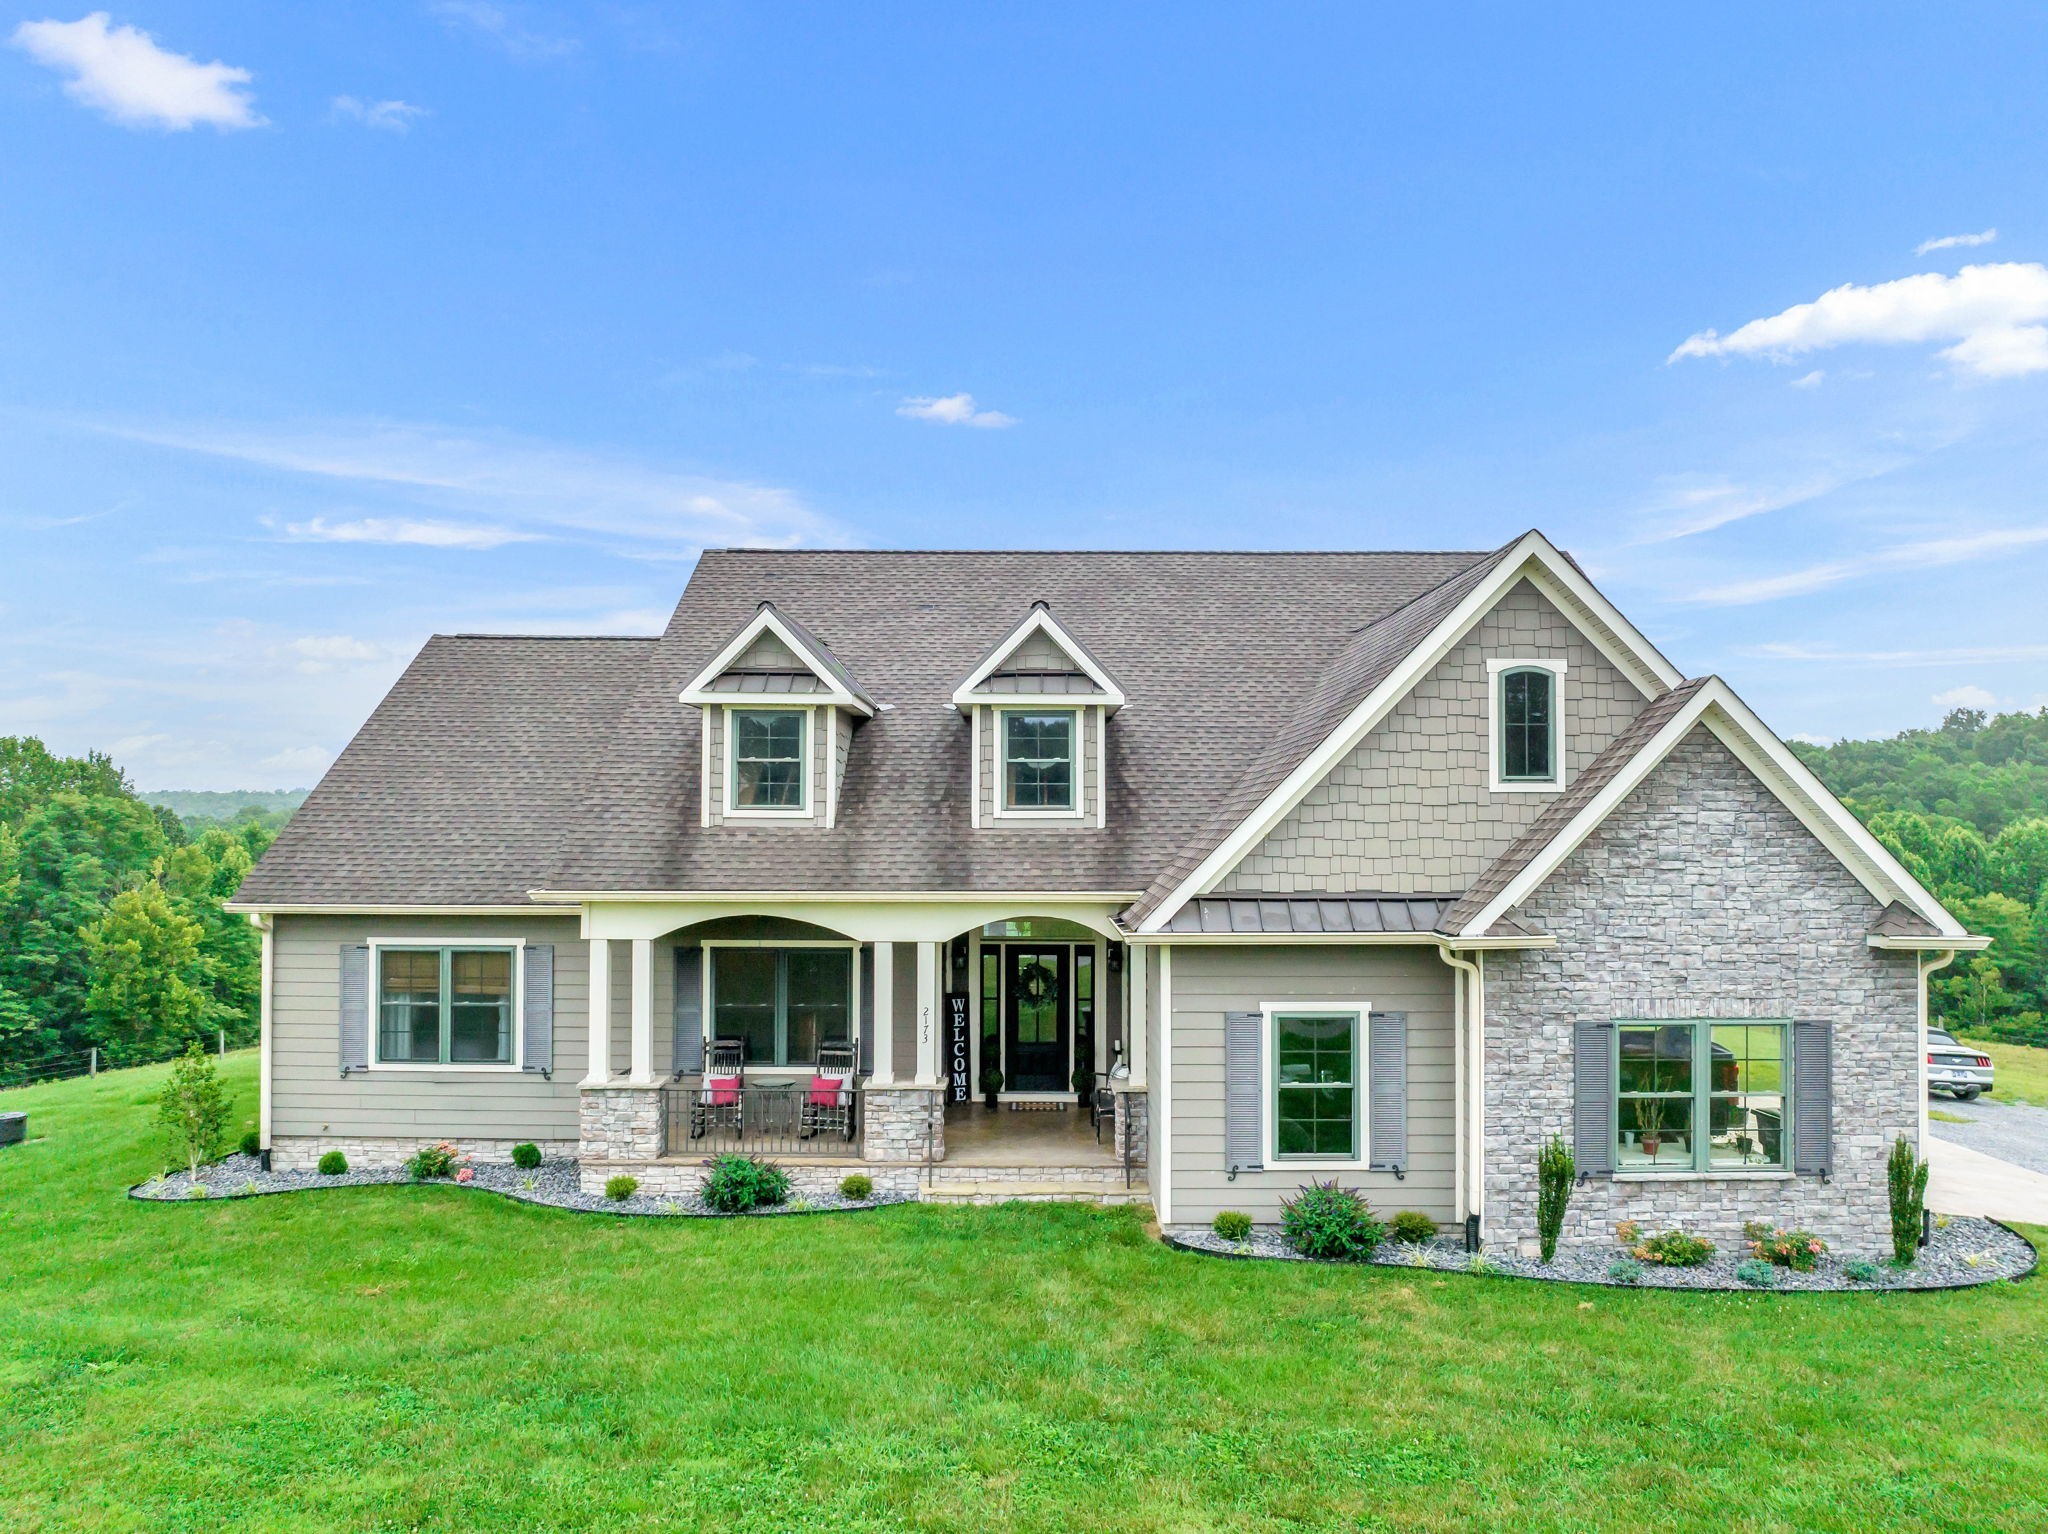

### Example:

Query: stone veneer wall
xmin=270 ymin=1136 xmax=578 ymax=1172
xmin=1113 ymin=1088 xmax=1150 ymax=1166
xmin=862 ymin=1086 xmax=945 ymax=1162
xmin=1481 ymin=727 xmax=1921 ymax=1257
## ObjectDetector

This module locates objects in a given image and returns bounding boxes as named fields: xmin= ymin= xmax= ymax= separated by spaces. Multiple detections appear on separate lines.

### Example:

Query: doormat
xmin=1008 ymin=1101 xmax=1070 ymax=1113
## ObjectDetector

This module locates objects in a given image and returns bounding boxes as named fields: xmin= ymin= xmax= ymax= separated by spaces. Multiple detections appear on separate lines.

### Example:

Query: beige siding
xmin=977 ymin=702 xmax=1100 ymax=828
xmin=1004 ymin=627 xmax=1080 ymax=672
xmin=1163 ymin=943 xmax=1456 ymax=1225
xmin=272 ymin=913 xmax=586 ymax=1142
xmin=1218 ymin=580 xmax=1653 ymax=893
xmin=731 ymin=630 xmax=805 ymax=670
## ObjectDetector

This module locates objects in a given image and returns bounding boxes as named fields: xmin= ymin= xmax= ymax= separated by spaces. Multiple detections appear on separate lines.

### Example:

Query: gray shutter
xmin=1572 ymin=1020 xmax=1614 ymax=1176
xmin=673 ymin=945 xmax=704 ymax=1076
xmin=1792 ymin=1019 xmax=1832 ymax=1178
xmin=857 ymin=944 xmax=875 ymax=1074
xmin=1223 ymin=1009 xmax=1263 ymax=1174
xmin=338 ymin=944 xmax=370 ymax=1075
xmin=1368 ymin=1010 xmax=1407 ymax=1174
xmin=521 ymin=945 xmax=554 ymax=1075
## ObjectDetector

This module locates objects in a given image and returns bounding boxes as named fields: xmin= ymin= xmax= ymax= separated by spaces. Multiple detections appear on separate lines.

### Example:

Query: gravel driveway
xmin=1929 ymin=1092 xmax=2048 ymax=1178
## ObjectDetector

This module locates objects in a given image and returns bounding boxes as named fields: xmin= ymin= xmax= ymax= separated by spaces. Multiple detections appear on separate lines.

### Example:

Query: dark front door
xmin=1003 ymin=946 xmax=1069 ymax=1092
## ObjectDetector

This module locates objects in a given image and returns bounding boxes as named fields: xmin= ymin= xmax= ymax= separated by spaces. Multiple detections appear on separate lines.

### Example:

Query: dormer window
xmin=1003 ymin=710 xmax=1077 ymax=811
xmin=731 ymin=708 xmax=807 ymax=812
xmin=1489 ymin=659 xmax=1566 ymax=791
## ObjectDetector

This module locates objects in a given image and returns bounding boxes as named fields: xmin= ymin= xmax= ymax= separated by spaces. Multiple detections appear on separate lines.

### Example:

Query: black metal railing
xmin=660 ymin=1080 xmax=862 ymax=1159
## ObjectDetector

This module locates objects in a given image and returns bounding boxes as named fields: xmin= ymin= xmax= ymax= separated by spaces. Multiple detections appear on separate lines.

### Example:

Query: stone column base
xmin=862 ymin=1085 xmax=944 ymax=1163
xmin=579 ymin=1080 xmax=666 ymax=1190
xmin=1113 ymin=1086 xmax=1149 ymax=1165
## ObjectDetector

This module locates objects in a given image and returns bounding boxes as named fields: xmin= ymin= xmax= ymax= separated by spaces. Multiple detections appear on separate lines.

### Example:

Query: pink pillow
xmin=809 ymin=1075 xmax=845 ymax=1107
xmin=706 ymin=1075 xmax=741 ymax=1106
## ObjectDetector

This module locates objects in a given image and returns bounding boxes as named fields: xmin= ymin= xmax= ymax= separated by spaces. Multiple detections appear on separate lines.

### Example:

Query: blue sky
xmin=6 ymin=4 xmax=2048 ymax=788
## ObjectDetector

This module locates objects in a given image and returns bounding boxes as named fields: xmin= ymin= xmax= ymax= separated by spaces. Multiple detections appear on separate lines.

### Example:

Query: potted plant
xmin=978 ymin=1061 xmax=1003 ymax=1110
xmin=1072 ymin=1061 xmax=1096 ymax=1109
xmin=1634 ymin=1098 xmax=1661 ymax=1161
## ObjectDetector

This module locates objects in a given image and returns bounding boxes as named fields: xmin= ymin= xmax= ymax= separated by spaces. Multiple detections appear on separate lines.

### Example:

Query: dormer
xmin=952 ymin=602 xmax=1124 ymax=830
xmin=680 ymin=602 xmax=877 ymax=829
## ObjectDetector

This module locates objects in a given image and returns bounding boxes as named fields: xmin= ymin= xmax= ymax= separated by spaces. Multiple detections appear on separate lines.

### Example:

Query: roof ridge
xmin=695 ymin=547 xmax=1496 ymax=558
xmin=438 ymin=632 xmax=661 ymax=642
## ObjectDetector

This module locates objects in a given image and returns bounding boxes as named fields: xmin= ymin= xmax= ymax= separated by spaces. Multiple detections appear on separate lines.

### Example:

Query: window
xmin=709 ymin=946 xmax=852 ymax=1066
xmin=1002 ymin=710 xmax=1076 ymax=811
xmin=1615 ymin=1021 xmax=1789 ymax=1171
xmin=377 ymin=947 xmax=515 ymax=1065
xmin=1272 ymin=1011 xmax=1359 ymax=1159
xmin=731 ymin=709 xmax=807 ymax=811
xmin=1498 ymin=666 xmax=1556 ymax=783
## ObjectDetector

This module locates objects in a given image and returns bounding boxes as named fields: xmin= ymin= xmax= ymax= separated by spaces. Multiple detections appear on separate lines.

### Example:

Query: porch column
xmin=628 ymin=937 xmax=655 ymax=1084
xmin=1127 ymin=942 xmax=1148 ymax=1087
xmin=583 ymin=937 xmax=612 ymax=1085
xmin=870 ymin=941 xmax=895 ymax=1084
xmin=914 ymin=940 xmax=941 ymax=1085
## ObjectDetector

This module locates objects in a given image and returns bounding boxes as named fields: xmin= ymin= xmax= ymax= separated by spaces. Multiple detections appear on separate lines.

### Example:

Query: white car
xmin=1927 ymin=1028 xmax=1995 ymax=1101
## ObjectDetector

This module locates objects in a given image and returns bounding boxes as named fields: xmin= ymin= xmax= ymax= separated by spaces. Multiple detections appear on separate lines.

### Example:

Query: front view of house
xmin=229 ymin=532 xmax=1984 ymax=1253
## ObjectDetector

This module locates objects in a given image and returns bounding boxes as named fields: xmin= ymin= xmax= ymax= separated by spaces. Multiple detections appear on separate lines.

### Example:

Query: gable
xmin=729 ymin=630 xmax=808 ymax=673
xmin=998 ymin=626 xmax=1083 ymax=675
xmin=1213 ymin=579 xmax=1653 ymax=896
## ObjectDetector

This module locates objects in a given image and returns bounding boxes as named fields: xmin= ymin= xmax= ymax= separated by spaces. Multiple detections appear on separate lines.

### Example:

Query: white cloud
xmin=331 ymin=95 xmax=427 ymax=132
xmin=1632 ymin=458 xmax=1906 ymax=543
xmin=428 ymin=1 xmax=578 ymax=61
xmin=284 ymin=634 xmax=411 ymax=674
xmin=1669 ymin=263 xmax=2048 ymax=379
xmin=1916 ymin=229 xmax=1997 ymax=256
xmin=10 ymin=12 xmax=262 ymax=130
xmin=1747 ymin=641 xmax=2048 ymax=666
xmin=278 ymin=515 xmax=539 ymax=549
xmin=257 ymin=745 xmax=330 ymax=777
xmin=1788 ymin=732 xmax=1834 ymax=747
xmin=1931 ymin=684 xmax=1999 ymax=714
xmin=1790 ymin=370 xmax=1826 ymax=389
xmin=896 ymin=393 xmax=1016 ymax=429
xmin=1684 ymin=525 xmax=2048 ymax=605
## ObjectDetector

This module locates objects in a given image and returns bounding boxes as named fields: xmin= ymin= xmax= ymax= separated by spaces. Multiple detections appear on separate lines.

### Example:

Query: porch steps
xmin=921 ymin=1168 xmax=1146 ymax=1206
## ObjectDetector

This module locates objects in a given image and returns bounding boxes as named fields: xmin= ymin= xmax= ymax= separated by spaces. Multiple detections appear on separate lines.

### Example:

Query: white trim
xmin=363 ymin=936 xmax=528 ymax=1073
xmin=1122 ymin=931 xmax=1554 ymax=949
xmin=1457 ymin=679 xmax=1968 ymax=941
xmin=823 ymin=705 xmax=838 ymax=830
xmin=990 ymin=704 xmax=1087 ymax=820
xmin=1156 ymin=943 xmax=1172 ymax=1223
xmin=871 ymin=940 xmax=895 ymax=1084
xmin=585 ymin=936 xmax=611 ymax=1085
xmin=969 ymin=706 xmax=982 ymax=829
xmin=952 ymin=605 xmax=1126 ymax=712
xmin=535 ymin=889 xmax=1144 ymax=904
xmin=699 ymin=705 xmax=712 ymax=829
xmin=915 ymin=940 xmax=941 ymax=1085
xmin=1258 ymin=1000 xmax=1373 ymax=1171
xmin=722 ymin=704 xmax=814 ymax=820
xmin=628 ymin=937 xmax=654 ymax=1083
xmin=1139 ymin=531 xmax=1683 ymax=931
xmin=1871 ymin=934 xmax=1990 ymax=952
xmin=1094 ymin=705 xmax=1107 ymax=829
xmin=227 ymin=903 xmax=564 ymax=916
xmin=1127 ymin=933 xmax=1148 ymax=1088
xmin=253 ymin=913 xmax=274 ymax=1149
xmin=1486 ymin=656 xmax=1569 ymax=794
xmin=679 ymin=605 xmax=875 ymax=716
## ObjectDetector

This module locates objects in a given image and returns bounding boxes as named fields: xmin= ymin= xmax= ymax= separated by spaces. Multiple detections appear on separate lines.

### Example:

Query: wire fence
xmin=0 ymin=1030 xmax=253 ymax=1092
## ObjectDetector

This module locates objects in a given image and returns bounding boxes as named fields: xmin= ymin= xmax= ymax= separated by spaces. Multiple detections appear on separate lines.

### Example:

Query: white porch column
xmin=1127 ymin=942 xmax=1148 ymax=1087
xmin=870 ymin=941 xmax=895 ymax=1084
xmin=914 ymin=940 xmax=941 ymax=1085
xmin=628 ymin=937 xmax=655 ymax=1084
xmin=584 ymin=937 xmax=612 ymax=1085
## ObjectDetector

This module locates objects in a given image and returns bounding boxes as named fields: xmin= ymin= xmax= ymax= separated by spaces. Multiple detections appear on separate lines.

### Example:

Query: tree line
xmin=0 ymin=737 xmax=278 ymax=1078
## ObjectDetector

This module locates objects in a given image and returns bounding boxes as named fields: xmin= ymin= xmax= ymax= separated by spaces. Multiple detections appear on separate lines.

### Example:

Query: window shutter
xmin=338 ymin=944 xmax=370 ymax=1075
xmin=521 ymin=944 xmax=554 ymax=1075
xmin=1572 ymin=1020 xmax=1614 ymax=1176
xmin=673 ymin=945 xmax=704 ymax=1076
xmin=857 ymin=943 xmax=875 ymax=1074
xmin=1224 ymin=1009 xmax=1263 ymax=1174
xmin=1792 ymin=1019 xmax=1832 ymax=1178
xmin=1368 ymin=1010 xmax=1408 ymax=1173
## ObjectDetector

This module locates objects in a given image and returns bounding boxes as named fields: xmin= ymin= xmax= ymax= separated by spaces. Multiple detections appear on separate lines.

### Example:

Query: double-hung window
xmin=730 ymin=709 xmax=807 ymax=811
xmin=377 ymin=947 xmax=516 ymax=1065
xmin=1272 ymin=1011 xmax=1360 ymax=1159
xmin=1615 ymin=1020 xmax=1789 ymax=1171
xmin=1002 ymin=710 xmax=1076 ymax=811
xmin=710 ymin=946 xmax=853 ymax=1066
xmin=1491 ymin=661 xmax=1563 ymax=788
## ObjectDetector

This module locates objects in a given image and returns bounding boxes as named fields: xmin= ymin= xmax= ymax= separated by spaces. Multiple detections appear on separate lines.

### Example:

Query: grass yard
xmin=4 ymin=1058 xmax=2045 ymax=1533
xmin=1958 ymin=1034 xmax=2048 ymax=1106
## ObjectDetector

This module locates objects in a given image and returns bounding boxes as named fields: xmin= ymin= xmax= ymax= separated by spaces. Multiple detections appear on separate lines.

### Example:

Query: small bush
xmin=239 ymin=1130 xmax=262 ymax=1158
xmin=1844 ymin=1259 xmax=1882 ymax=1285
xmin=1748 ymin=1226 xmax=1827 ymax=1272
xmin=1607 ymin=1257 xmax=1644 ymax=1285
xmin=317 ymin=1150 xmax=348 ymax=1176
xmin=1535 ymin=1134 xmax=1574 ymax=1263
xmin=511 ymin=1142 xmax=542 ymax=1169
xmin=407 ymin=1142 xmax=460 ymax=1180
xmin=1888 ymin=1136 xmax=1929 ymax=1265
xmin=701 ymin=1154 xmax=791 ymax=1213
xmin=1613 ymin=1218 xmax=1641 ymax=1248
xmin=157 ymin=1043 xmax=230 ymax=1176
xmin=1735 ymin=1258 xmax=1779 ymax=1288
xmin=1390 ymin=1209 xmax=1438 ymax=1244
xmin=1213 ymin=1210 xmax=1253 ymax=1241
xmin=1633 ymin=1229 xmax=1715 ymax=1267
xmin=605 ymin=1175 xmax=639 ymax=1202
xmin=1278 ymin=1181 xmax=1386 ymax=1262
xmin=839 ymin=1174 xmax=874 ymax=1201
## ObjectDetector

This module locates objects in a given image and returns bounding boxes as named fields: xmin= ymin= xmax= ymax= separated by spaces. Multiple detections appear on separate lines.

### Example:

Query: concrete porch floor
xmin=941 ymin=1101 xmax=1122 ymax=1167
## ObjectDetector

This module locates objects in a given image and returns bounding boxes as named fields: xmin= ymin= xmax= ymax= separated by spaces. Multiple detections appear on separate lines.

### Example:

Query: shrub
xmin=1613 ymin=1219 xmax=1642 ymax=1248
xmin=1278 ymin=1181 xmax=1386 ymax=1262
xmin=1390 ymin=1209 xmax=1438 ymax=1244
xmin=317 ymin=1150 xmax=348 ymax=1176
xmin=1536 ymin=1134 xmax=1574 ymax=1263
xmin=1748 ymin=1226 xmax=1827 ymax=1272
xmin=701 ymin=1154 xmax=791 ymax=1213
xmin=1633 ymin=1229 xmax=1715 ymax=1267
xmin=1606 ymin=1257 xmax=1644 ymax=1285
xmin=1735 ymin=1258 xmax=1779 ymax=1288
xmin=605 ymin=1175 xmax=639 ymax=1201
xmin=1844 ymin=1259 xmax=1883 ymax=1285
xmin=157 ymin=1043 xmax=231 ymax=1176
xmin=839 ymin=1174 xmax=874 ymax=1201
xmin=407 ymin=1142 xmax=460 ymax=1180
xmin=239 ymin=1130 xmax=262 ymax=1158
xmin=1888 ymin=1137 xmax=1929 ymax=1265
xmin=511 ymin=1142 xmax=542 ymax=1169
xmin=1212 ymin=1210 xmax=1253 ymax=1241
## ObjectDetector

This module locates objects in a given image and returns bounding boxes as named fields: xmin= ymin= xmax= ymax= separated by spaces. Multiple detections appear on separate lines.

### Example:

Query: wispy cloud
xmin=331 ymin=95 xmax=428 ymax=132
xmin=897 ymin=393 xmax=1016 ymax=429
xmin=428 ymin=1 xmax=578 ymax=61
xmin=11 ymin=11 xmax=262 ymax=130
xmin=276 ymin=515 xmax=539 ymax=549
xmin=1916 ymin=228 xmax=1997 ymax=256
xmin=1790 ymin=369 xmax=1826 ymax=389
xmin=1669 ymin=263 xmax=2048 ymax=379
xmin=1685 ymin=525 xmax=2048 ymax=606
xmin=1744 ymin=640 xmax=2048 ymax=667
xmin=1632 ymin=458 xmax=1906 ymax=543
xmin=1931 ymin=684 xmax=1999 ymax=713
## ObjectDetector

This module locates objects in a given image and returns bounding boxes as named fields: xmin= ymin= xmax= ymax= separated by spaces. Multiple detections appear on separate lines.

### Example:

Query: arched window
xmin=1498 ymin=665 xmax=1557 ymax=784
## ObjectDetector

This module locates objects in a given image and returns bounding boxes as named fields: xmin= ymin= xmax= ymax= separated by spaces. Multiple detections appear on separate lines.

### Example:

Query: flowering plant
xmin=1745 ymin=1224 xmax=1826 ymax=1272
xmin=455 ymin=1166 xmax=474 ymax=1184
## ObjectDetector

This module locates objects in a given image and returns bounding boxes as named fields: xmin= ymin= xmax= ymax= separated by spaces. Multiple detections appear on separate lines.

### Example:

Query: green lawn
xmin=1958 ymin=1034 xmax=2048 ymax=1106
xmin=4 ymin=1059 xmax=2045 ymax=1532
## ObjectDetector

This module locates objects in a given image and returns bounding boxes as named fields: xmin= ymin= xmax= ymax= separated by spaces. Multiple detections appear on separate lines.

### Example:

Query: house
xmin=227 ymin=530 xmax=1986 ymax=1253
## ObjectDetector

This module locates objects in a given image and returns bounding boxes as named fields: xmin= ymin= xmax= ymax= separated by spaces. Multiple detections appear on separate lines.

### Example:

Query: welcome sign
xmin=945 ymin=992 xmax=971 ymax=1103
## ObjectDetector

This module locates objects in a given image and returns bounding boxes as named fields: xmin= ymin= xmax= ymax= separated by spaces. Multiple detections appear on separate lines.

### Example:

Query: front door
xmin=1003 ymin=946 xmax=1069 ymax=1092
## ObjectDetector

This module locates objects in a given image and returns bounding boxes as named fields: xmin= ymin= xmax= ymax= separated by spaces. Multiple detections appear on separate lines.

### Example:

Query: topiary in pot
xmin=979 ymin=1061 xmax=1004 ymax=1109
xmin=1278 ymin=1181 xmax=1386 ymax=1262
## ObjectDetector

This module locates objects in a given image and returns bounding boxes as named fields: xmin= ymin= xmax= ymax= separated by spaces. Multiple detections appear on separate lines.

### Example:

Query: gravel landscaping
xmin=1164 ymin=1214 xmax=2037 ymax=1292
xmin=130 ymin=1153 xmax=913 ymax=1218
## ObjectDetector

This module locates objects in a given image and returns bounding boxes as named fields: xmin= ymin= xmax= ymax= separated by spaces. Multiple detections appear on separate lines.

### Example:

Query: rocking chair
xmin=691 ymin=1036 xmax=746 ymax=1141
xmin=800 ymin=1041 xmax=858 ymax=1142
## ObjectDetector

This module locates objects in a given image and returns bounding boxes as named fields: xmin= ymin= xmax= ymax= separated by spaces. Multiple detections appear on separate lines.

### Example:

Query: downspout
xmin=250 ymin=913 xmax=274 ymax=1158
xmin=1918 ymin=949 xmax=1960 ymax=1153
xmin=1435 ymin=943 xmax=1483 ymax=1232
